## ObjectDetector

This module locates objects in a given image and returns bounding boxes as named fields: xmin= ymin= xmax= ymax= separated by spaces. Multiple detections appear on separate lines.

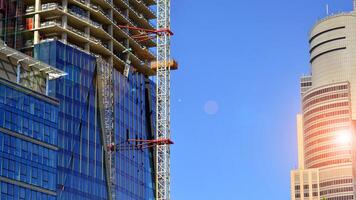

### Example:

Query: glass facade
xmin=35 ymin=41 xmax=107 ymax=200
xmin=0 ymin=78 xmax=59 ymax=200
xmin=34 ymin=40 xmax=156 ymax=200
xmin=114 ymin=68 xmax=155 ymax=200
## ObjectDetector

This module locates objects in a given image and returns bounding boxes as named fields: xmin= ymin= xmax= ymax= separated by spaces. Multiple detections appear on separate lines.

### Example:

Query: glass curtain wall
xmin=35 ymin=41 xmax=107 ymax=200
xmin=35 ymin=40 xmax=156 ymax=200
xmin=113 ymin=70 xmax=155 ymax=200
xmin=0 ymin=79 xmax=58 ymax=200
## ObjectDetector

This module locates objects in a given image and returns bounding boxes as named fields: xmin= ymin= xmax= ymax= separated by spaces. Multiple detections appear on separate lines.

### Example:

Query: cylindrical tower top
xmin=309 ymin=13 xmax=356 ymax=119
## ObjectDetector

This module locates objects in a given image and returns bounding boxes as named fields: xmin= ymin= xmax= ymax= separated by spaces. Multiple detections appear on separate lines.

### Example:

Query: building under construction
xmin=0 ymin=0 xmax=176 ymax=199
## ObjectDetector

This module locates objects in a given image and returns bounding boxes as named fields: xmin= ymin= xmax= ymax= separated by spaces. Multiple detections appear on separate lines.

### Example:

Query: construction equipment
xmin=151 ymin=60 xmax=178 ymax=71
xmin=123 ymin=48 xmax=132 ymax=78
xmin=120 ymin=0 xmax=175 ymax=198
xmin=155 ymin=0 xmax=172 ymax=199
xmin=101 ymin=0 xmax=175 ymax=199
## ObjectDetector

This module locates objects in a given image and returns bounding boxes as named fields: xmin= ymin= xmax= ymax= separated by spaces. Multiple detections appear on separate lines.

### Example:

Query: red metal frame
xmin=107 ymin=138 xmax=174 ymax=151
xmin=118 ymin=25 xmax=174 ymax=35
xmin=118 ymin=25 xmax=173 ymax=43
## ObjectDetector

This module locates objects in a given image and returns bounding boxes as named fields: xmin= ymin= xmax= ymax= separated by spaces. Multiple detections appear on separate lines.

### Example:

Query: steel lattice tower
xmin=156 ymin=0 xmax=171 ymax=199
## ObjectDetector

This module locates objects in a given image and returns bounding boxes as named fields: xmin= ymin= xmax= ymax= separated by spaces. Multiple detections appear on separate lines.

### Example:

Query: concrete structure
xmin=291 ymin=8 xmax=356 ymax=200
xmin=0 ymin=0 xmax=157 ymax=76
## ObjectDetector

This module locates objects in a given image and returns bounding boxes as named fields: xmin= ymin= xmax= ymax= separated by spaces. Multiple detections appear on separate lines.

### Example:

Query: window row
xmin=320 ymin=178 xmax=353 ymax=188
xmin=56 ymin=42 xmax=96 ymax=70
xmin=295 ymin=191 xmax=318 ymax=198
xmin=0 ymin=181 xmax=55 ymax=200
xmin=58 ymin=151 xmax=104 ymax=179
xmin=304 ymin=118 xmax=349 ymax=133
xmin=303 ymin=93 xmax=349 ymax=110
xmin=304 ymin=101 xmax=349 ymax=119
xmin=1 ymin=158 xmax=56 ymax=190
xmin=301 ymin=82 xmax=312 ymax=87
xmin=306 ymin=143 xmax=350 ymax=156
xmin=303 ymin=84 xmax=348 ymax=102
xmin=0 ymin=132 xmax=57 ymax=167
xmin=0 ymin=84 xmax=58 ymax=123
xmin=55 ymin=67 xmax=94 ymax=90
xmin=57 ymin=170 xmax=107 ymax=199
xmin=305 ymin=126 xmax=349 ymax=141
xmin=304 ymin=109 xmax=350 ymax=125
xmin=325 ymin=195 xmax=354 ymax=200
xmin=310 ymin=158 xmax=351 ymax=168
xmin=306 ymin=134 xmax=348 ymax=149
xmin=320 ymin=186 xmax=353 ymax=196
xmin=57 ymin=78 xmax=95 ymax=99
xmin=306 ymin=150 xmax=351 ymax=164
xmin=0 ymin=110 xmax=57 ymax=145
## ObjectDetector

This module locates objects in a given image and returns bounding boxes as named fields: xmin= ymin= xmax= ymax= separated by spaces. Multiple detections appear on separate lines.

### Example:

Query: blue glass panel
xmin=0 ymin=81 xmax=59 ymax=197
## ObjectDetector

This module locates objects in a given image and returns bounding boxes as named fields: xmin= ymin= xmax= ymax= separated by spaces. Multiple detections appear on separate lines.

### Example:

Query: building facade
xmin=0 ymin=0 xmax=159 ymax=199
xmin=0 ymin=41 xmax=65 ymax=199
xmin=291 ymin=169 xmax=320 ymax=200
xmin=34 ymin=40 xmax=156 ymax=200
xmin=0 ymin=77 xmax=59 ymax=200
xmin=291 ymin=12 xmax=356 ymax=200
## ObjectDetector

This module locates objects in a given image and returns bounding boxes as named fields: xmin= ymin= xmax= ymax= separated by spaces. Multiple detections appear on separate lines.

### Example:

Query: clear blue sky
xmin=169 ymin=0 xmax=353 ymax=199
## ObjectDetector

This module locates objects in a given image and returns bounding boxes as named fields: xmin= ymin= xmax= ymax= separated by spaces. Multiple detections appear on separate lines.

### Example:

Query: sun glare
xmin=335 ymin=130 xmax=352 ymax=144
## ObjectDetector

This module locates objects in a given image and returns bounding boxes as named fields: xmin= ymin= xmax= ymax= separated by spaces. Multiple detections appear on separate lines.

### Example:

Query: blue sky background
xmin=169 ymin=0 xmax=353 ymax=199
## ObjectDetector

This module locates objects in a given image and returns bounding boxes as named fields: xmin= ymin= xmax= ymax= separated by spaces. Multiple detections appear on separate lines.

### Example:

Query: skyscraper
xmin=0 ymin=0 xmax=169 ymax=199
xmin=291 ymin=6 xmax=356 ymax=200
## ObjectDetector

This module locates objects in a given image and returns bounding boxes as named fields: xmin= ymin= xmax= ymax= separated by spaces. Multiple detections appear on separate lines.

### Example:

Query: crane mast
xmin=156 ymin=0 xmax=172 ymax=199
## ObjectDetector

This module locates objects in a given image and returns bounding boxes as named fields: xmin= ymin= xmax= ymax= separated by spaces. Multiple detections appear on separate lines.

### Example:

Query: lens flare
xmin=335 ymin=130 xmax=352 ymax=144
xmin=204 ymin=100 xmax=219 ymax=115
